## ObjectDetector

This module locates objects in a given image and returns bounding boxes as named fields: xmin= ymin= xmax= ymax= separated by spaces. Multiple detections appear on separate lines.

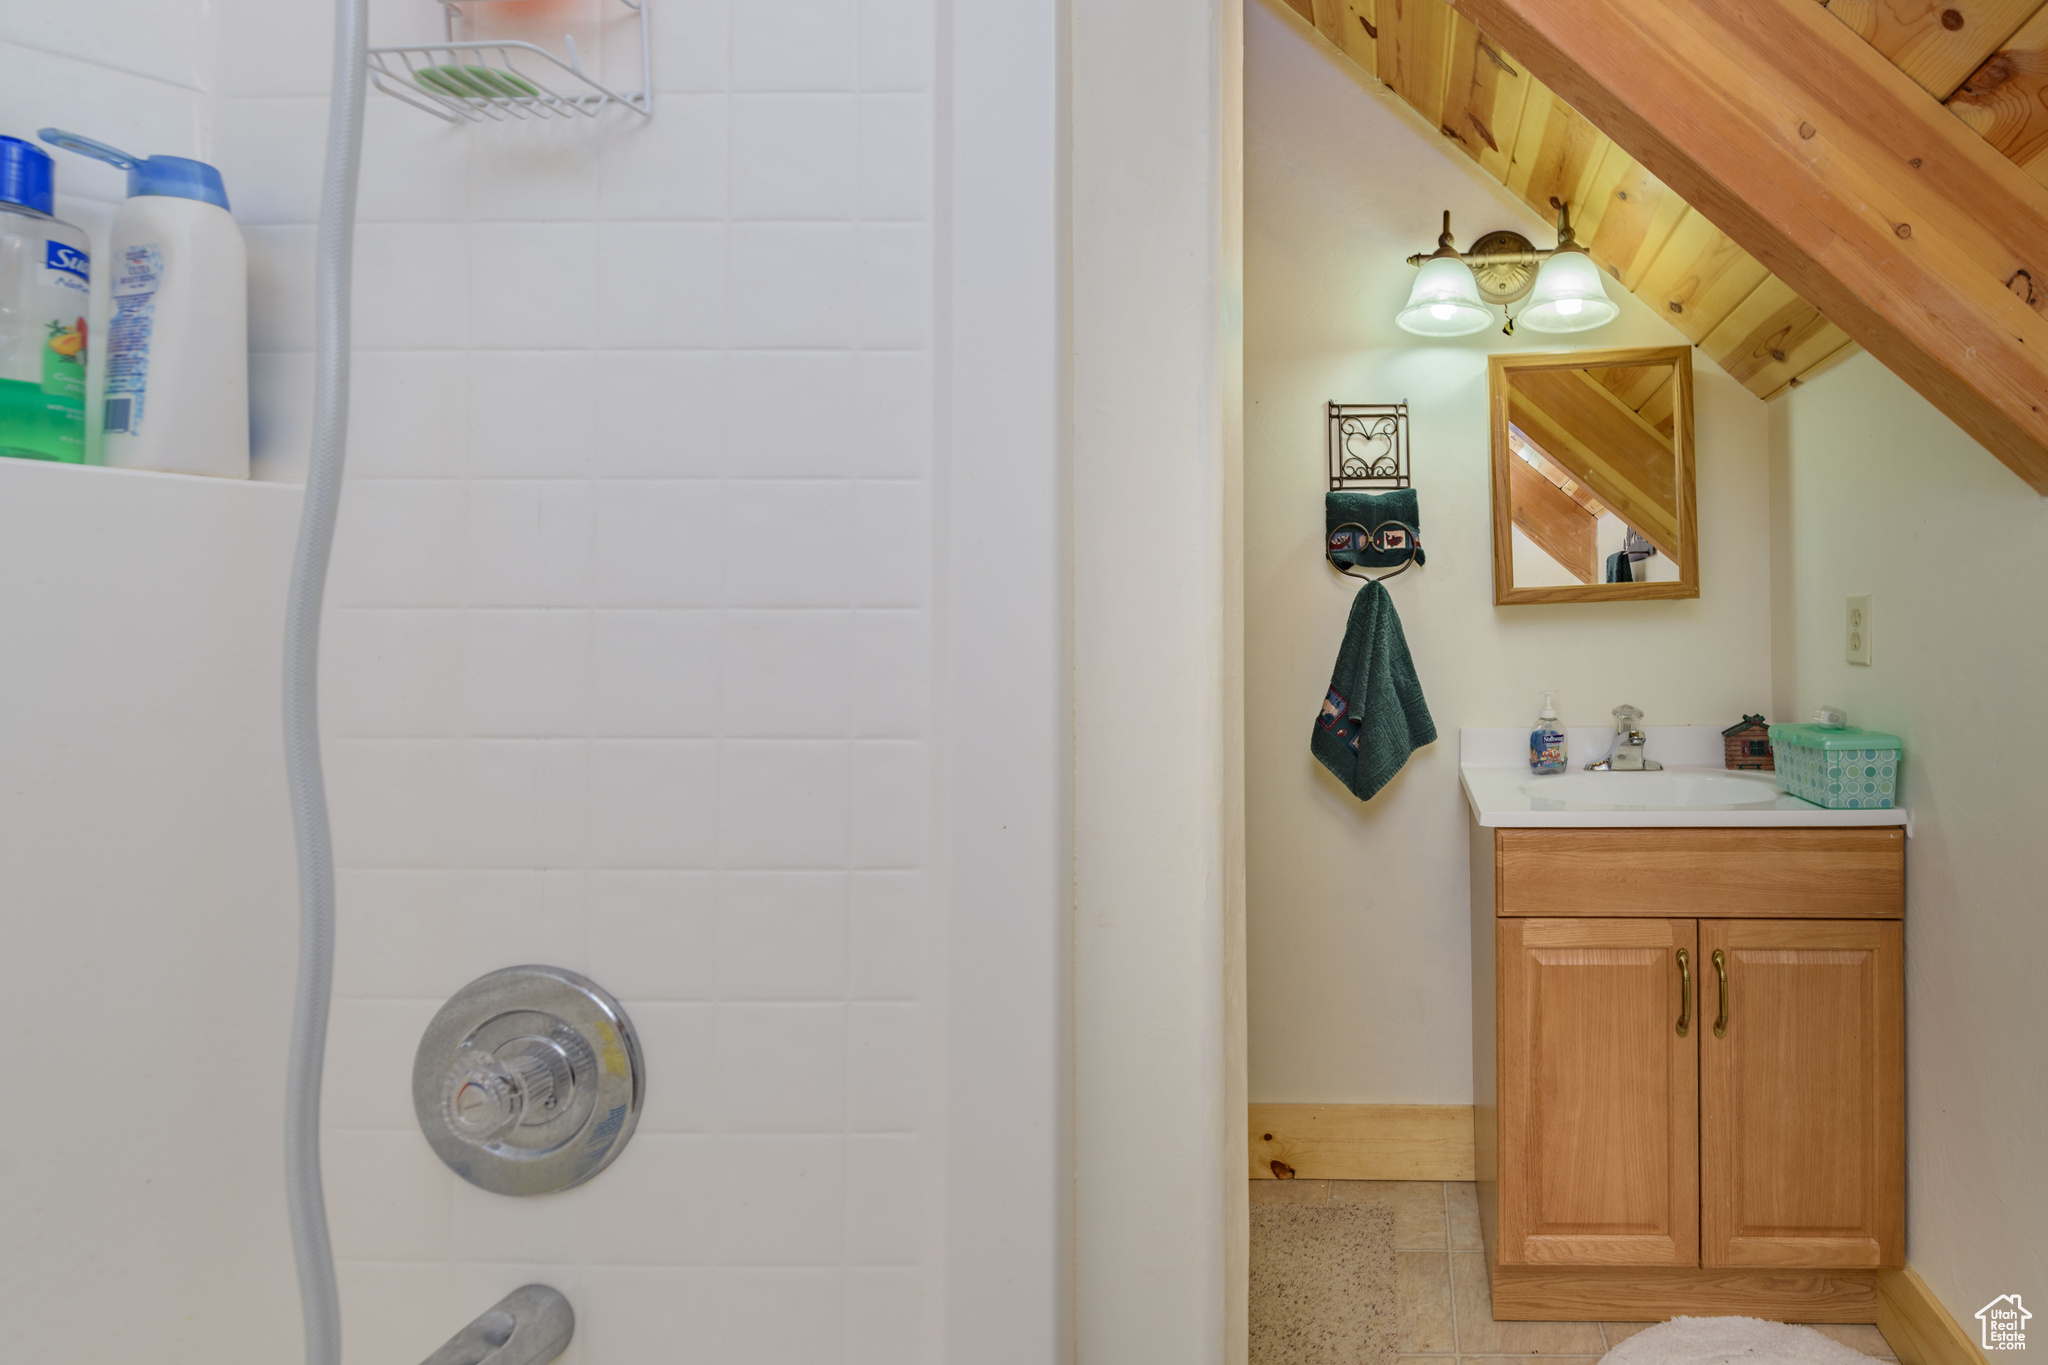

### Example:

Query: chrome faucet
xmin=1585 ymin=704 xmax=1662 ymax=771
xmin=421 ymin=1285 xmax=573 ymax=1365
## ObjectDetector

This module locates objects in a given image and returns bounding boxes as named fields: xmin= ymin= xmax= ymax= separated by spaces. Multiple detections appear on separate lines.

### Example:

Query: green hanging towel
xmin=1311 ymin=578 xmax=1437 ymax=801
xmin=1326 ymin=488 xmax=1425 ymax=571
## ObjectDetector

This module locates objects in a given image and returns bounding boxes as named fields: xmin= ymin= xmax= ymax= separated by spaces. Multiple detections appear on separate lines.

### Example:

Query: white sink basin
xmin=1525 ymin=770 xmax=1782 ymax=810
xmin=1459 ymin=727 xmax=1908 ymax=828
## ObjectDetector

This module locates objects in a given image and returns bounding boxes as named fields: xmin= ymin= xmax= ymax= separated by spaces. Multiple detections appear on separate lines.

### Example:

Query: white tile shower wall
xmin=209 ymin=0 xmax=938 ymax=1355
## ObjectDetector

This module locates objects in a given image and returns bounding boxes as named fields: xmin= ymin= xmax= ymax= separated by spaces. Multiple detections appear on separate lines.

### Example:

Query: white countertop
xmin=1459 ymin=726 xmax=1911 ymax=829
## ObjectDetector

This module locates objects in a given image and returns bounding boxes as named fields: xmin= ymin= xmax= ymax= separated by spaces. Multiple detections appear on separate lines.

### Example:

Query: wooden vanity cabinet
xmin=1472 ymin=827 xmax=1906 ymax=1320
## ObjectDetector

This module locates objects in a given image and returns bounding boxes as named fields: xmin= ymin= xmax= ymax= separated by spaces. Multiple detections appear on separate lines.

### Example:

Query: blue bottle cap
xmin=128 ymin=154 xmax=230 ymax=211
xmin=36 ymin=128 xmax=230 ymax=213
xmin=0 ymin=135 xmax=56 ymax=216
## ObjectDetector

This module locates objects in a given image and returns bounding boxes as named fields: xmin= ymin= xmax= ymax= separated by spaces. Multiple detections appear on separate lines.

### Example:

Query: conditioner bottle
xmin=41 ymin=129 xmax=247 ymax=478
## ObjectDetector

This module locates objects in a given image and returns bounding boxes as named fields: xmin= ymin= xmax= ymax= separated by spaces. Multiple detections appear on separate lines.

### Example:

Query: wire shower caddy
xmin=368 ymin=0 xmax=652 ymax=122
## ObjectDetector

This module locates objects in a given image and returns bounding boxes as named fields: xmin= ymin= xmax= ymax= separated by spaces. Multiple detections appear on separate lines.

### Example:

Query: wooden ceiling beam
xmin=1452 ymin=0 xmax=2048 ymax=491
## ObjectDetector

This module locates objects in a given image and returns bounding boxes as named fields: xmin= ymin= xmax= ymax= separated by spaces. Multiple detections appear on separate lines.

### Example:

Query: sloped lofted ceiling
xmin=1450 ymin=0 xmax=2048 ymax=492
xmin=1274 ymin=0 xmax=1858 ymax=400
xmin=1279 ymin=0 xmax=2048 ymax=491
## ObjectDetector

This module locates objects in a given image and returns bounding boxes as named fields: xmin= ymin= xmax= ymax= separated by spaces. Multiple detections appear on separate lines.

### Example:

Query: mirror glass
xmin=1489 ymin=346 xmax=1697 ymax=603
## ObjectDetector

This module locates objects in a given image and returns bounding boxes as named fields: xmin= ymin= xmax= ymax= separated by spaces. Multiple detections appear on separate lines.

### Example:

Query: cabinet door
xmin=1700 ymin=918 xmax=1904 ymax=1268
xmin=1498 ymin=918 xmax=1699 ymax=1266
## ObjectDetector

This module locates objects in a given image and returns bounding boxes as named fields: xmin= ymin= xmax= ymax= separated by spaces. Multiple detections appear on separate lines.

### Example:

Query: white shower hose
xmin=282 ymin=0 xmax=367 ymax=1358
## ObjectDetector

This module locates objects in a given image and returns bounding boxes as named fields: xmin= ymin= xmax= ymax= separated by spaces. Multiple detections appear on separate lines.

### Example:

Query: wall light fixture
xmin=1397 ymin=205 xmax=1617 ymax=337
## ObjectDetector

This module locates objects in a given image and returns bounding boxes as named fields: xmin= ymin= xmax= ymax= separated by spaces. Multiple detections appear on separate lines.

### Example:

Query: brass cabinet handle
xmin=1675 ymin=948 xmax=1691 ymax=1037
xmin=1712 ymin=948 xmax=1729 ymax=1038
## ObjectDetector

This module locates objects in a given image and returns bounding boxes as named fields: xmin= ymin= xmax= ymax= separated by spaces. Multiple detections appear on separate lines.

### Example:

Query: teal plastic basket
xmin=1768 ymin=720 xmax=1902 ymax=810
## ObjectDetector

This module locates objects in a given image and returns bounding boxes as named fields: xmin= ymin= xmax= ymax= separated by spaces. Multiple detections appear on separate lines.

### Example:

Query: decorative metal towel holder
xmin=1328 ymin=402 xmax=1408 ymax=490
xmin=1326 ymin=401 xmax=1420 ymax=583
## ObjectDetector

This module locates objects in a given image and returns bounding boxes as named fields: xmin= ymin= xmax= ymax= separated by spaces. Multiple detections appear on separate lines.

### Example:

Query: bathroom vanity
xmin=1461 ymin=728 xmax=1907 ymax=1322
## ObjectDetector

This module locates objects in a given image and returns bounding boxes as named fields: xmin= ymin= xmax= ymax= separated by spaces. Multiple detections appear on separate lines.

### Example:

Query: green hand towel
xmin=1311 ymin=578 xmax=1437 ymax=801
xmin=1326 ymin=489 xmax=1425 ymax=570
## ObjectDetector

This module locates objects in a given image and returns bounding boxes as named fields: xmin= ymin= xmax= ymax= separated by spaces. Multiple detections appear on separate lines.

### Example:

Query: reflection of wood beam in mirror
xmin=1638 ymin=377 xmax=1677 ymax=437
xmin=1588 ymin=363 xmax=1678 ymax=437
xmin=1588 ymin=365 xmax=1665 ymax=409
xmin=1509 ymin=426 xmax=1610 ymax=518
xmin=1508 ymin=455 xmax=1598 ymax=583
xmin=1589 ymin=362 xmax=1671 ymax=431
xmin=1507 ymin=367 xmax=1680 ymax=560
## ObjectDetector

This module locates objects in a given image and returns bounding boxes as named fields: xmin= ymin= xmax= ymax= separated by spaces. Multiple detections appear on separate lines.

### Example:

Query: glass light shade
xmin=1396 ymin=256 xmax=1492 ymax=336
xmin=1518 ymin=248 xmax=1619 ymax=332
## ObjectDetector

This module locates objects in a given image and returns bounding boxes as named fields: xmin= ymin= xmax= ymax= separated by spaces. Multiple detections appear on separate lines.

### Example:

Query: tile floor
xmin=1250 ymin=1180 xmax=1902 ymax=1364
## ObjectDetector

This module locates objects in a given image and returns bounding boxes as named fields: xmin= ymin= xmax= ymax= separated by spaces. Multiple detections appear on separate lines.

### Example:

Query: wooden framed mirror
xmin=1489 ymin=346 xmax=1697 ymax=604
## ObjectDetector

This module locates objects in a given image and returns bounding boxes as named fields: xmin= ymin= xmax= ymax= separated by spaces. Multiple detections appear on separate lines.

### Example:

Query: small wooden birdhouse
xmin=1723 ymin=714 xmax=1774 ymax=771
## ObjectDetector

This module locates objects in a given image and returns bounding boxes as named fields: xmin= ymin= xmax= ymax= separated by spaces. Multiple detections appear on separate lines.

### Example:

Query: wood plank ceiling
xmin=1283 ymin=0 xmax=2048 ymax=404
xmin=1276 ymin=0 xmax=1858 ymax=399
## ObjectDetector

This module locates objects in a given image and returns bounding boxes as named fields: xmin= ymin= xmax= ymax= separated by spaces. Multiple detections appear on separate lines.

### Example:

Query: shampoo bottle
xmin=40 ymin=129 xmax=247 ymax=478
xmin=1530 ymin=691 xmax=1567 ymax=775
xmin=0 ymin=136 xmax=90 ymax=463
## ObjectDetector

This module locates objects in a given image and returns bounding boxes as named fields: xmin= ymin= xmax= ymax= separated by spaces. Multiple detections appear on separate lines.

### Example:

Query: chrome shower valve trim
xmin=414 ymin=966 xmax=644 ymax=1196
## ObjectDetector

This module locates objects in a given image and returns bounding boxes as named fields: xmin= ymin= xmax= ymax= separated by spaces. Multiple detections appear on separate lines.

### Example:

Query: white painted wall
xmin=1769 ymin=350 xmax=2048 ymax=1335
xmin=944 ymin=0 xmax=1071 ymax=1358
xmin=1244 ymin=0 xmax=1773 ymax=1105
xmin=1073 ymin=0 xmax=1245 ymax=1356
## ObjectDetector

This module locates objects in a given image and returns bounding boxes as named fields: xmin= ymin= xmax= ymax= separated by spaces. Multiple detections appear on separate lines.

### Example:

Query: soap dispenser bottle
xmin=1530 ymin=691 xmax=1567 ymax=775
xmin=0 ymin=135 xmax=90 ymax=463
xmin=39 ymin=128 xmax=247 ymax=478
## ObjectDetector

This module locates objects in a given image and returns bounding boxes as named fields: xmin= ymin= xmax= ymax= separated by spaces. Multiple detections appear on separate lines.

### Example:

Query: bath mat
xmin=1249 ymin=1201 xmax=1397 ymax=1365
xmin=1603 ymin=1316 xmax=1887 ymax=1365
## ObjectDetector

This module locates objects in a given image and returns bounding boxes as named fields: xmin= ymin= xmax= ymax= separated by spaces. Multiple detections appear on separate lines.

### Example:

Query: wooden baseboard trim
xmin=1485 ymin=1260 xmax=1991 ymax=1345
xmin=1877 ymin=1267 xmax=1991 ymax=1365
xmin=1248 ymin=1104 xmax=1475 ymax=1181
xmin=1489 ymin=1262 xmax=1879 ymax=1321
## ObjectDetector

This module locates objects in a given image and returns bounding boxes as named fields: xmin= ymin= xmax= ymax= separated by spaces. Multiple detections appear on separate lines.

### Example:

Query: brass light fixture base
xmin=1468 ymin=230 xmax=1539 ymax=304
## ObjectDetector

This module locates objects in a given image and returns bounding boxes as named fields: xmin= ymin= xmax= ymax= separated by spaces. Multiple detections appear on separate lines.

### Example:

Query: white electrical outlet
xmin=1846 ymin=595 xmax=1872 ymax=665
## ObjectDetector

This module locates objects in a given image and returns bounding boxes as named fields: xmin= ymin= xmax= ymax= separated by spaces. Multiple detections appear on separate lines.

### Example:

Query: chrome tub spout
xmin=421 ymin=1285 xmax=573 ymax=1365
